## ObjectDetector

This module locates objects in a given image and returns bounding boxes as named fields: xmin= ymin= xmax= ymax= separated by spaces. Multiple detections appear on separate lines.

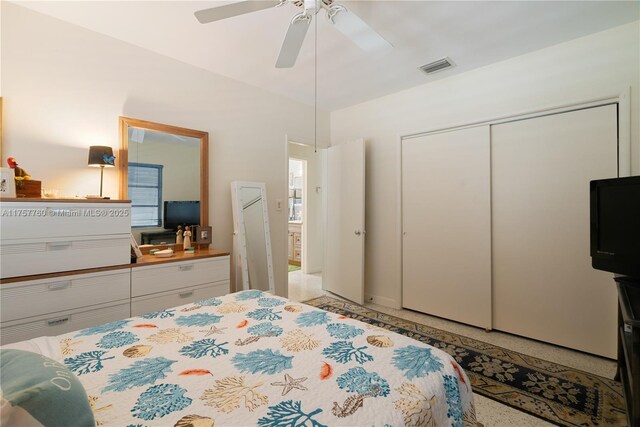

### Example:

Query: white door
xmin=324 ymin=139 xmax=365 ymax=304
xmin=402 ymin=126 xmax=492 ymax=329
xmin=492 ymin=104 xmax=618 ymax=358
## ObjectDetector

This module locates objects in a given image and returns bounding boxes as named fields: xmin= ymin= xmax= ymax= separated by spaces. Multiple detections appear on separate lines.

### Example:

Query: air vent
xmin=418 ymin=57 xmax=454 ymax=75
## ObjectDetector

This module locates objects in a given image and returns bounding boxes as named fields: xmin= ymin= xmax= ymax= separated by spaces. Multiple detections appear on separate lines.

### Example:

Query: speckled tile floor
xmin=288 ymin=271 xmax=618 ymax=427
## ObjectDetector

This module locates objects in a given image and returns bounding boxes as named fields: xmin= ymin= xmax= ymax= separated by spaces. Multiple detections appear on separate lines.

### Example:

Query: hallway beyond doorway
xmin=288 ymin=270 xmax=323 ymax=302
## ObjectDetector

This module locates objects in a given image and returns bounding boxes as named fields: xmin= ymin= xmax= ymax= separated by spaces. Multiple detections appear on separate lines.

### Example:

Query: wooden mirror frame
xmin=118 ymin=116 xmax=209 ymax=228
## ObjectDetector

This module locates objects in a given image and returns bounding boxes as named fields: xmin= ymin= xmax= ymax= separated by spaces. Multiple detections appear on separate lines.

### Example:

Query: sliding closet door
xmin=402 ymin=126 xmax=491 ymax=329
xmin=492 ymin=104 xmax=618 ymax=357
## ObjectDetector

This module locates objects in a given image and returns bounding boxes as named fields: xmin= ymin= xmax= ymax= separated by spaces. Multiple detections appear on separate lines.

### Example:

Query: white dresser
xmin=131 ymin=256 xmax=229 ymax=316
xmin=0 ymin=199 xmax=132 ymax=344
xmin=1 ymin=269 xmax=131 ymax=341
xmin=0 ymin=199 xmax=230 ymax=345
xmin=1 ymin=200 xmax=131 ymax=278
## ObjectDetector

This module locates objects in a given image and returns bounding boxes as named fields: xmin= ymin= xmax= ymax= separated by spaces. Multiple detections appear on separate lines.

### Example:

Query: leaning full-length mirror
xmin=231 ymin=181 xmax=275 ymax=292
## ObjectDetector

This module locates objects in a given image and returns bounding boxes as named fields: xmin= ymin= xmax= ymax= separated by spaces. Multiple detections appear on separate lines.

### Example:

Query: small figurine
xmin=176 ymin=225 xmax=184 ymax=245
xmin=7 ymin=157 xmax=31 ymax=180
xmin=183 ymin=225 xmax=192 ymax=250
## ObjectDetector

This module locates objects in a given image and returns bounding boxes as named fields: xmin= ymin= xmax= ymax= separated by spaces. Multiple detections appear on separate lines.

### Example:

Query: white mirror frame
xmin=231 ymin=181 xmax=275 ymax=293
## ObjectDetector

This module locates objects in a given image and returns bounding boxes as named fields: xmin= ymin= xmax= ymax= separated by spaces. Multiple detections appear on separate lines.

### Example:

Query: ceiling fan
xmin=194 ymin=0 xmax=392 ymax=68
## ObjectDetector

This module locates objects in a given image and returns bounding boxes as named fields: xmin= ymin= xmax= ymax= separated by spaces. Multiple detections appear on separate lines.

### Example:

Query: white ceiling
xmin=13 ymin=1 xmax=640 ymax=111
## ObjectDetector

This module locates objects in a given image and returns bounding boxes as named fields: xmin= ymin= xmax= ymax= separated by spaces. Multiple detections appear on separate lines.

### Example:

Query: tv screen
xmin=590 ymin=176 xmax=640 ymax=277
xmin=164 ymin=201 xmax=200 ymax=230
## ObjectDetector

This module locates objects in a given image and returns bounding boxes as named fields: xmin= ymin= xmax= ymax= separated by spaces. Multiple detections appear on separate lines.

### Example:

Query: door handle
xmin=179 ymin=265 xmax=194 ymax=272
xmin=47 ymin=317 xmax=70 ymax=326
xmin=354 ymin=230 xmax=366 ymax=236
xmin=179 ymin=291 xmax=194 ymax=298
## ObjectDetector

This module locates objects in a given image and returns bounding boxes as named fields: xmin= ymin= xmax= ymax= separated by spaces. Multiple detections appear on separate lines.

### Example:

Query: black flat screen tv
xmin=590 ymin=176 xmax=640 ymax=278
xmin=163 ymin=201 xmax=200 ymax=230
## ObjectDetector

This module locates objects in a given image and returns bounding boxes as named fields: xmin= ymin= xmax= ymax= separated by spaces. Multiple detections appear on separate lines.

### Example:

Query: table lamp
xmin=87 ymin=145 xmax=115 ymax=199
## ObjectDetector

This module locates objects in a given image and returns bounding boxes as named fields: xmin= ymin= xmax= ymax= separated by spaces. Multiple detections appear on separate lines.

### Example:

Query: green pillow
xmin=0 ymin=349 xmax=95 ymax=427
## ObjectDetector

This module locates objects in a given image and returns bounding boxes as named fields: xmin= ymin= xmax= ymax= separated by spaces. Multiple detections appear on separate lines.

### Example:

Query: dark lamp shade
xmin=88 ymin=146 xmax=115 ymax=167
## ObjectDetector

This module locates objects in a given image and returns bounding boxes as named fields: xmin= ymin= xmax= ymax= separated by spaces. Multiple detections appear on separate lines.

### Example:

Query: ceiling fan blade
xmin=195 ymin=1 xmax=281 ymax=24
xmin=330 ymin=5 xmax=392 ymax=52
xmin=275 ymin=13 xmax=311 ymax=68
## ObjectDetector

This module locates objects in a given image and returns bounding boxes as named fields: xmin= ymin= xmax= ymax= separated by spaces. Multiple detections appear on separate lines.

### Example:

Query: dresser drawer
xmin=131 ymin=281 xmax=229 ymax=317
xmin=0 ymin=301 xmax=130 ymax=345
xmin=0 ymin=235 xmax=131 ymax=278
xmin=0 ymin=202 xmax=131 ymax=240
xmin=1 ymin=270 xmax=130 ymax=323
xmin=132 ymin=256 xmax=230 ymax=297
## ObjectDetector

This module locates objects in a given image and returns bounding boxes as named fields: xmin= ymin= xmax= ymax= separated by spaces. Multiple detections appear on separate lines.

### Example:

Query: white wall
xmin=331 ymin=21 xmax=640 ymax=308
xmin=288 ymin=141 xmax=325 ymax=274
xmin=0 ymin=2 xmax=330 ymax=298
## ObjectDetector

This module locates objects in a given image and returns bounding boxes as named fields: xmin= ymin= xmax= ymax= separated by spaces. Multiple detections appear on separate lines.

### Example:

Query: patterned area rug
xmin=304 ymin=296 xmax=626 ymax=427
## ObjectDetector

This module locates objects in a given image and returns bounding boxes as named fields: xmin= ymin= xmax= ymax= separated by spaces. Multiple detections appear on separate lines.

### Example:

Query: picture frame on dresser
xmin=194 ymin=225 xmax=212 ymax=245
xmin=0 ymin=167 xmax=16 ymax=198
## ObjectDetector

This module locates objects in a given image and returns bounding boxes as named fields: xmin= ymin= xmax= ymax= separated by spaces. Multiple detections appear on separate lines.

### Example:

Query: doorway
xmin=288 ymin=158 xmax=304 ymax=271
xmin=286 ymin=141 xmax=325 ymax=302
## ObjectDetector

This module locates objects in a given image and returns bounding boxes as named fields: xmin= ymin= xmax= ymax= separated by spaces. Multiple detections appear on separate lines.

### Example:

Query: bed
xmin=1 ymin=290 xmax=477 ymax=426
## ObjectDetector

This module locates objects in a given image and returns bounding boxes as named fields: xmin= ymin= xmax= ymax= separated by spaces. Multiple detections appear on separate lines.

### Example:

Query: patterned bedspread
xmin=57 ymin=290 xmax=477 ymax=426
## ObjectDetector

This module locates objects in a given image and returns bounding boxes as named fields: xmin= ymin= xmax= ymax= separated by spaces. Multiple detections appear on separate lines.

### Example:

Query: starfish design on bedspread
xmin=271 ymin=374 xmax=308 ymax=396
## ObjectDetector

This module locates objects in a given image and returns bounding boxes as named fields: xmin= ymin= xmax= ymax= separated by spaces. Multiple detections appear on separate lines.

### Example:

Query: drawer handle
xmin=47 ymin=241 xmax=72 ymax=250
xmin=179 ymin=265 xmax=194 ymax=272
xmin=179 ymin=291 xmax=194 ymax=298
xmin=47 ymin=317 xmax=70 ymax=326
xmin=48 ymin=281 xmax=71 ymax=291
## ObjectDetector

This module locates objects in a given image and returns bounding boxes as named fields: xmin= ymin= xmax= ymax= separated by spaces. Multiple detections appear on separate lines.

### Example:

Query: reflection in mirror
xmin=128 ymin=129 xmax=200 ymax=243
xmin=231 ymin=181 xmax=274 ymax=292
xmin=118 ymin=117 xmax=208 ymax=246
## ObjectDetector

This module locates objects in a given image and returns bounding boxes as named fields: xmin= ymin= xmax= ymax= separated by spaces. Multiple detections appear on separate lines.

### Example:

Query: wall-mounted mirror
xmin=118 ymin=117 xmax=208 ymax=244
xmin=231 ymin=181 xmax=274 ymax=293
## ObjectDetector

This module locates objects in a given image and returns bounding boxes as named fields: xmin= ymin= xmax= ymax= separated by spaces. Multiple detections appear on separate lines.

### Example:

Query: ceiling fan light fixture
xmin=303 ymin=0 xmax=319 ymax=14
xmin=195 ymin=0 xmax=392 ymax=68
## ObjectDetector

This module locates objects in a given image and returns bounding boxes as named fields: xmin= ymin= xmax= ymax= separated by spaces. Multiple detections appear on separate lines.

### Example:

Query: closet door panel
xmin=402 ymin=126 xmax=491 ymax=329
xmin=491 ymin=105 xmax=618 ymax=357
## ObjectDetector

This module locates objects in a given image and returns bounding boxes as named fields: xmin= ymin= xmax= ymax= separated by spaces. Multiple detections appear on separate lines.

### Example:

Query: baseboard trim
xmin=364 ymin=293 xmax=401 ymax=309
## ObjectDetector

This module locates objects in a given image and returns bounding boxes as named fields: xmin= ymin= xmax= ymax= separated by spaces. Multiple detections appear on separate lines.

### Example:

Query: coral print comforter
xmin=57 ymin=290 xmax=477 ymax=426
